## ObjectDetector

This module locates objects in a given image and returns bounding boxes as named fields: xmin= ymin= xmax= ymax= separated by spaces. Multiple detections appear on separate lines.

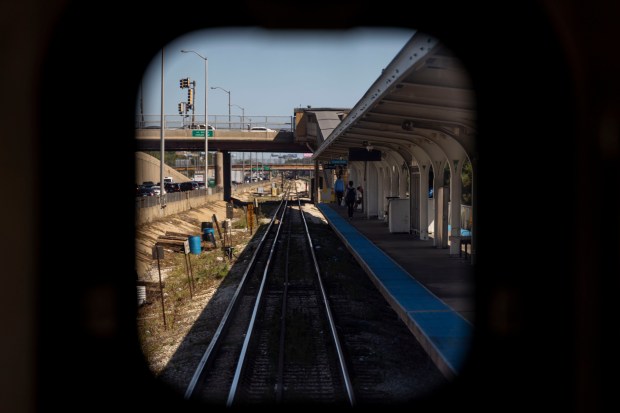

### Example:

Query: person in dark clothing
xmin=344 ymin=180 xmax=357 ymax=219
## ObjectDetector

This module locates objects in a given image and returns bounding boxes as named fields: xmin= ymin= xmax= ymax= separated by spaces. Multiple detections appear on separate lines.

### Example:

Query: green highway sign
xmin=192 ymin=130 xmax=213 ymax=137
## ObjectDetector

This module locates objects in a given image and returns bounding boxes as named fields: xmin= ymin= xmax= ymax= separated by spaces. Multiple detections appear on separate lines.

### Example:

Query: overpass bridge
xmin=135 ymin=114 xmax=321 ymax=194
xmin=135 ymin=128 xmax=311 ymax=153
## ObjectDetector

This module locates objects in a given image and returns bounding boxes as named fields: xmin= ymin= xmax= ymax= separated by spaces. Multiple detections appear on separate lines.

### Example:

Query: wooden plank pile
xmin=155 ymin=231 xmax=193 ymax=253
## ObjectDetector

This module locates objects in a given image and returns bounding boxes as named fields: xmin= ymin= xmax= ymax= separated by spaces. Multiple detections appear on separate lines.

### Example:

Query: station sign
xmin=323 ymin=159 xmax=347 ymax=169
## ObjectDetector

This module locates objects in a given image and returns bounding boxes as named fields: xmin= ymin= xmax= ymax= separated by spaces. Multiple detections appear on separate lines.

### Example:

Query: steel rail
xmin=226 ymin=186 xmax=292 ymax=406
xmin=300 ymin=195 xmax=356 ymax=406
xmin=183 ymin=195 xmax=288 ymax=400
xmin=276 ymin=187 xmax=294 ymax=403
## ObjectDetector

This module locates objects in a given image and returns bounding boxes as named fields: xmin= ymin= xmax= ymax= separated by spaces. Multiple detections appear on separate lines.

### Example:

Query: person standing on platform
xmin=356 ymin=185 xmax=364 ymax=211
xmin=344 ymin=180 xmax=357 ymax=219
xmin=334 ymin=175 xmax=345 ymax=206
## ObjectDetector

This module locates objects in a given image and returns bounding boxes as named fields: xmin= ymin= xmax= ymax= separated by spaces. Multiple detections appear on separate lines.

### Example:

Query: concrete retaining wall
xmin=135 ymin=191 xmax=224 ymax=226
xmin=135 ymin=182 xmax=271 ymax=226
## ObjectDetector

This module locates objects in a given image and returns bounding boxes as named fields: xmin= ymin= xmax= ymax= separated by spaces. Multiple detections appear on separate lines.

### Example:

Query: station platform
xmin=316 ymin=202 xmax=474 ymax=379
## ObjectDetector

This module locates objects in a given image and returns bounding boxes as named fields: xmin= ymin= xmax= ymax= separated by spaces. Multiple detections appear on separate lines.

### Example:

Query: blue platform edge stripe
xmin=317 ymin=203 xmax=472 ymax=376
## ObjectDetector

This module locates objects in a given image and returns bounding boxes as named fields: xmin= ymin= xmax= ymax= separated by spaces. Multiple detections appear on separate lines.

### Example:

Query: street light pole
xmin=160 ymin=47 xmax=166 ymax=207
xmin=181 ymin=49 xmax=209 ymax=196
xmin=211 ymin=86 xmax=230 ymax=129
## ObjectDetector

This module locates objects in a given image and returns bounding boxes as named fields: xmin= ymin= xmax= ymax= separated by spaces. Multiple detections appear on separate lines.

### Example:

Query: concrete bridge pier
xmin=223 ymin=151 xmax=231 ymax=202
xmin=216 ymin=151 xmax=224 ymax=191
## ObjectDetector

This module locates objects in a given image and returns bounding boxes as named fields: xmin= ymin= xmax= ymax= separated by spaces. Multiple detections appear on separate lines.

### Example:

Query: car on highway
xmin=180 ymin=181 xmax=200 ymax=191
xmin=164 ymin=182 xmax=181 ymax=193
xmin=138 ymin=186 xmax=156 ymax=197
xmin=249 ymin=126 xmax=276 ymax=132
xmin=196 ymin=124 xmax=215 ymax=130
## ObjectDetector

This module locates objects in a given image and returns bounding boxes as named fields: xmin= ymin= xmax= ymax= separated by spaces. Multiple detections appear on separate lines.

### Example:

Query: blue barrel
xmin=188 ymin=235 xmax=202 ymax=254
xmin=203 ymin=227 xmax=215 ymax=240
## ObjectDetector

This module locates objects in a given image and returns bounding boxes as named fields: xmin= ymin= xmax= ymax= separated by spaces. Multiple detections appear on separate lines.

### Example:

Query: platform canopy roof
xmin=312 ymin=32 xmax=477 ymax=168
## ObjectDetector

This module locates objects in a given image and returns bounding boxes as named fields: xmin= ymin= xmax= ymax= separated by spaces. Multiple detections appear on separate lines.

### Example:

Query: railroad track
xmin=183 ymin=182 xmax=354 ymax=406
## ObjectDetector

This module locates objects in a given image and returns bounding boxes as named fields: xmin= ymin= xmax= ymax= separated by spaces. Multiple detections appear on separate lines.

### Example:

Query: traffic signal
xmin=187 ymin=89 xmax=194 ymax=105
xmin=179 ymin=78 xmax=190 ymax=88
xmin=178 ymin=102 xmax=186 ymax=114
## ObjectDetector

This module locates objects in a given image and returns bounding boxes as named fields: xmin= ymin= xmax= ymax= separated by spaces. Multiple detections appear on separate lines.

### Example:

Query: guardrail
xmin=135 ymin=114 xmax=295 ymax=132
xmin=134 ymin=181 xmax=271 ymax=209
xmin=135 ymin=186 xmax=222 ymax=209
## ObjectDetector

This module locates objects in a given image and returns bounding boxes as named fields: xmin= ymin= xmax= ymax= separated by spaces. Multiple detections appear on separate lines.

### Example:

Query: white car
xmin=197 ymin=124 xmax=215 ymax=130
xmin=249 ymin=126 xmax=276 ymax=132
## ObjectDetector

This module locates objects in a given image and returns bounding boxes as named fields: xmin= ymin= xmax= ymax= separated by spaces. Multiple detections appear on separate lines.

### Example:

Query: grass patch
xmin=136 ymin=222 xmax=258 ymax=373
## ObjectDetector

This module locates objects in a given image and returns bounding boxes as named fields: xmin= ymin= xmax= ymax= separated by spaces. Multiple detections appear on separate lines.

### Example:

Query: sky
xmin=137 ymin=27 xmax=416 ymax=127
